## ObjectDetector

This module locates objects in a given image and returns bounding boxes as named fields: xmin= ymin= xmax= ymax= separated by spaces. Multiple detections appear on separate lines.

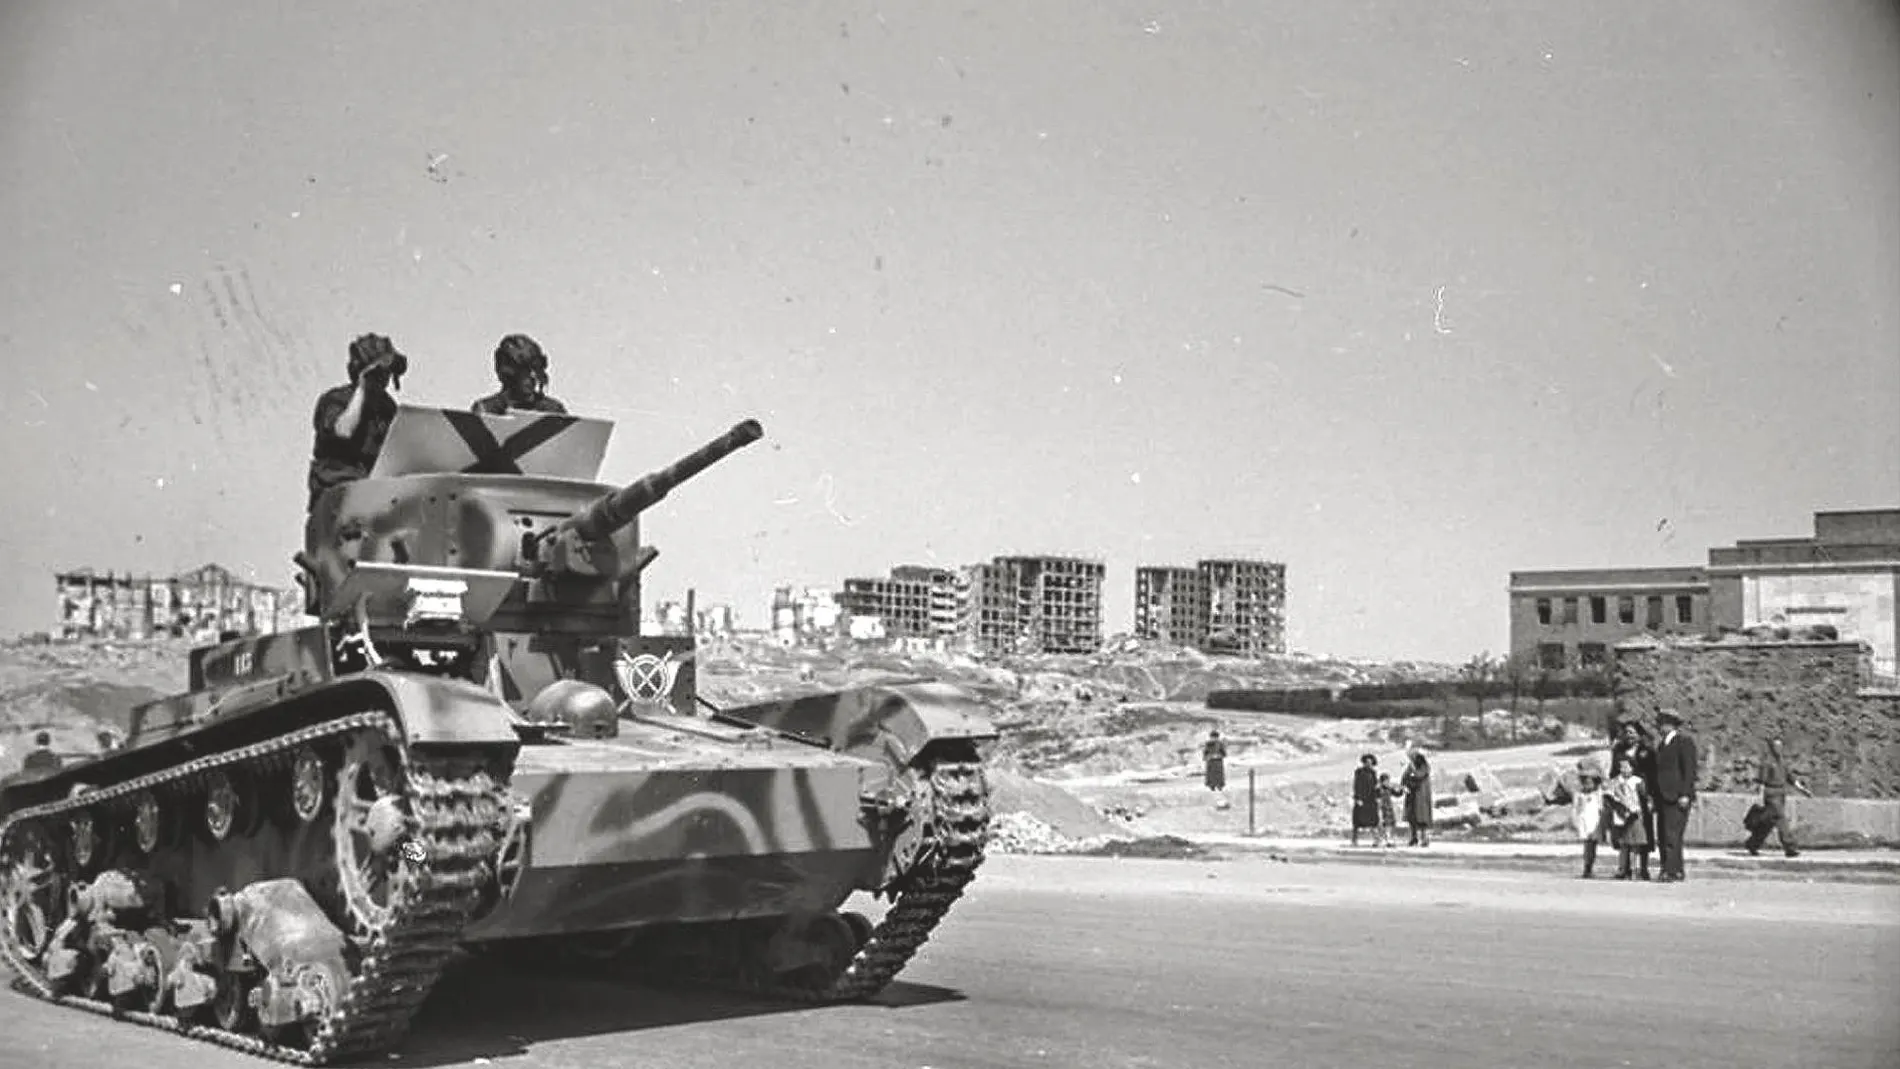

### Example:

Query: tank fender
xmin=353 ymin=670 xmax=523 ymax=748
xmin=721 ymin=680 xmax=997 ymax=769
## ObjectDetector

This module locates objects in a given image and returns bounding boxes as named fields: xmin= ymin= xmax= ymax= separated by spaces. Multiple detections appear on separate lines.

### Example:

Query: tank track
xmin=606 ymin=746 xmax=992 ymax=1002
xmin=0 ymin=711 xmax=509 ymax=1065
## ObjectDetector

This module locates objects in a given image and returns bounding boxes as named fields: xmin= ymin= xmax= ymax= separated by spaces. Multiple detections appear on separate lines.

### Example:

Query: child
xmin=1376 ymin=771 xmax=1403 ymax=848
xmin=1605 ymin=753 xmax=1652 ymax=880
xmin=1572 ymin=759 xmax=1608 ymax=878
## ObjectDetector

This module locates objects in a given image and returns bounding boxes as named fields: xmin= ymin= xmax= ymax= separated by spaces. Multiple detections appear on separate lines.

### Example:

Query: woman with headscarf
xmin=1400 ymin=747 xmax=1434 ymax=847
xmin=1350 ymin=753 xmax=1380 ymax=846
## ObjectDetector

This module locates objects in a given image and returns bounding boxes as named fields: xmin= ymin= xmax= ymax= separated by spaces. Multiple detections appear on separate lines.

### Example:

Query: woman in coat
xmin=1350 ymin=754 xmax=1380 ymax=846
xmin=1400 ymin=748 xmax=1434 ymax=846
xmin=1605 ymin=752 xmax=1653 ymax=880
xmin=1611 ymin=719 xmax=1660 ymax=854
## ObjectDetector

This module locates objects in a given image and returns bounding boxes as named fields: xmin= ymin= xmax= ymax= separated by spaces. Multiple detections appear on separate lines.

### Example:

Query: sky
xmin=1 ymin=0 xmax=1896 ymax=663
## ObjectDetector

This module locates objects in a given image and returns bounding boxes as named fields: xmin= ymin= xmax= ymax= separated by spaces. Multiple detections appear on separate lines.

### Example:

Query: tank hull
xmin=463 ymin=732 xmax=886 ymax=941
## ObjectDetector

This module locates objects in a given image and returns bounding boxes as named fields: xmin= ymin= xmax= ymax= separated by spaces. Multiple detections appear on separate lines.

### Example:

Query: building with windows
xmin=1509 ymin=507 xmax=1900 ymax=677
xmin=54 ymin=564 xmax=301 ymax=641
xmin=1134 ymin=558 xmax=1287 ymax=657
xmin=837 ymin=566 xmax=961 ymax=641
xmin=1708 ymin=508 xmax=1899 ymax=677
xmin=1133 ymin=566 xmax=1208 ymax=648
xmin=959 ymin=555 xmax=1106 ymax=655
xmin=1507 ymin=567 xmax=1709 ymax=673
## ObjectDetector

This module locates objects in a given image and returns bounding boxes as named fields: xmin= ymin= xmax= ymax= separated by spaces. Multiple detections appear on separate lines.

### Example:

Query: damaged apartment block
xmin=1134 ymin=558 xmax=1287 ymax=658
xmin=839 ymin=555 xmax=1107 ymax=655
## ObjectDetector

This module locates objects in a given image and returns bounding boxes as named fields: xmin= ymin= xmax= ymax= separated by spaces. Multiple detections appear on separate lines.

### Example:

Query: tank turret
xmin=295 ymin=412 xmax=766 ymax=640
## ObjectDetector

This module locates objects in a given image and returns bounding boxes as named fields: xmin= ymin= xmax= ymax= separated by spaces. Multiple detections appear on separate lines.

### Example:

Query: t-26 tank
xmin=0 ymin=402 xmax=997 ymax=1063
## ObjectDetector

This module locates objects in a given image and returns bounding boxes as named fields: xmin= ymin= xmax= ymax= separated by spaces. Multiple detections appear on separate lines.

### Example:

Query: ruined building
xmin=837 ymin=566 xmax=960 ymax=641
xmin=770 ymin=586 xmax=842 ymax=645
xmin=959 ymin=555 xmax=1106 ymax=655
xmin=1134 ymin=558 xmax=1288 ymax=658
xmin=54 ymin=563 xmax=302 ymax=641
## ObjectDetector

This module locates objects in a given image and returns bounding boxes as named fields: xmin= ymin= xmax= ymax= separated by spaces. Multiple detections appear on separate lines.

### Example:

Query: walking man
xmin=1745 ymin=734 xmax=1813 ymax=858
xmin=1652 ymin=707 xmax=1698 ymax=882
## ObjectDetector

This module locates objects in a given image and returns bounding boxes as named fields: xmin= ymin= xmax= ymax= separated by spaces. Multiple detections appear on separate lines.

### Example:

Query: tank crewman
xmin=471 ymin=333 xmax=569 ymax=415
xmin=306 ymin=333 xmax=408 ymax=512
xmin=22 ymin=731 xmax=62 ymax=775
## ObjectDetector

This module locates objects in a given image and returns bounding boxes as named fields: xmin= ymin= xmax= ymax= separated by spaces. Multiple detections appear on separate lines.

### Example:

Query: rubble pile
xmin=984 ymin=812 xmax=1135 ymax=854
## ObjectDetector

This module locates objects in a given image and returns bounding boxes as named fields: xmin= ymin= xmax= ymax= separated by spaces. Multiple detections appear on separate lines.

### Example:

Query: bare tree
xmin=1499 ymin=650 xmax=1533 ymax=741
xmin=1460 ymin=652 xmax=1496 ymax=740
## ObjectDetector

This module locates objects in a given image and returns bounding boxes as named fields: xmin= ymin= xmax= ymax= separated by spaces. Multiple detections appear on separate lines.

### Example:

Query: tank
xmin=0 ymin=402 xmax=997 ymax=1063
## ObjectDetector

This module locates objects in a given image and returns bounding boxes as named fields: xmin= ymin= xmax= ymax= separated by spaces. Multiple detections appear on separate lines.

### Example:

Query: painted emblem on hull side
xmin=613 ymin=647 xmax=681 ymax=705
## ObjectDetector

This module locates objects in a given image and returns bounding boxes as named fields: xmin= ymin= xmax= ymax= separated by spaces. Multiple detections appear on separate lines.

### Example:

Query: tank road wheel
xmin=0 ymin=825 xmax=64 ymax=964
xmin=70 ymin=810 xmax=102 ymax=873
xmin=841 ymin=911 xmax=874 ymax=950
xmin=212 ymin=967 xmax=257 ymax=1033
xmin=288 ymin=746 xmax=329 ymax=826
xmin=202 ymin=770 xmax=241 ymax=843
xmin=333 ymin=732 xmax=412 ymax=936
xmin=763 ymin=913 xmax=861 ymax=991
xmin=132 ymin=792 xmax=164 ymax=855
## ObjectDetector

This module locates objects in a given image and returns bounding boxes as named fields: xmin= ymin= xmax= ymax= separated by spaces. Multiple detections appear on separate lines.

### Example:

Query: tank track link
xmin=608 ymin=747 xmax=992 ymax=1003
xmin=0 ymin=711 xmax=509 ymax=1065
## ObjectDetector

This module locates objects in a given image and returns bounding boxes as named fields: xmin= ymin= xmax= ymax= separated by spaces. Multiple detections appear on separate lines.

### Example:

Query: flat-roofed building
xmin=1508 ymin=566 xmax=1710 ymax=673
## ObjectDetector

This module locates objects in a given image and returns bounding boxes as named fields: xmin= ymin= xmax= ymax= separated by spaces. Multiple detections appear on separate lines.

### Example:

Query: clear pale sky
xmin=2 ymin=1 xmax=1896 ymax=662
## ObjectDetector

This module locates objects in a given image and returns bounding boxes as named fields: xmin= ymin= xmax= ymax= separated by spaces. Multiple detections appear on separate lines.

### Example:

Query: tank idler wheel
xmin=0 ymin=827 xmax=63 ymax=963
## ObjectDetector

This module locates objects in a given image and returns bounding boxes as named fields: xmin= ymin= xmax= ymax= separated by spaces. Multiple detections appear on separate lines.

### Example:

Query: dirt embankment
xmin=9 ymin=634 xmax=1588 ymax=852
xmin=0 ymin=638 xmax=184 ymax=774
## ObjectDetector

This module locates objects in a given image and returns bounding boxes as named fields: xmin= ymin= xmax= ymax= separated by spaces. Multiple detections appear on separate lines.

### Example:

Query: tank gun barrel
xmin=564 ymin=419 xmax=764 ymax=543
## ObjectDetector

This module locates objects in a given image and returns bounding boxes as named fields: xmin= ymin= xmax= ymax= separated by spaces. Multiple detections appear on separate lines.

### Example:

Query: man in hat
xmin=1745 ymin=734 xmax=1813 ymax=858
xmin=307 ymin=333 xmax=409 ymax=513
xmin=1651 ymin=707 xmax=1698 ymax=881
xmin=472 ymin=333 xmax=569 ymax=415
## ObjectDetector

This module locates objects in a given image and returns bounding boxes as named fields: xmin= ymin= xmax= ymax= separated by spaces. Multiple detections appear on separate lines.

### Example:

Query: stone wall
xmin=1612 ymin=638 xmax=1900 ymax=799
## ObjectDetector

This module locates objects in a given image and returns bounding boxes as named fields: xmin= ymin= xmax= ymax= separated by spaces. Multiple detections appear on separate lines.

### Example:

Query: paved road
xmin=4 ymin=856 xmax=1897 ymax=1069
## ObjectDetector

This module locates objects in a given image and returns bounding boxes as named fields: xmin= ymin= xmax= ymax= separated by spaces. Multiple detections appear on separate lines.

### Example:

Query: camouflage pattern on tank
xmin=0 ymin=401 xmax=997 ymax=1065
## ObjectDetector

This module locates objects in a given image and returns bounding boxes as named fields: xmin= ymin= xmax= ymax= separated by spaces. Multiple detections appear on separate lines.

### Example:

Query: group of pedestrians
xmin=1570 ymin=708 xmax=1699 ymax=880
xmin=1350 ymin=746 xmax=1437 ymax=848
xmin=1570 ymin=710 xmax=1812 ymax=881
